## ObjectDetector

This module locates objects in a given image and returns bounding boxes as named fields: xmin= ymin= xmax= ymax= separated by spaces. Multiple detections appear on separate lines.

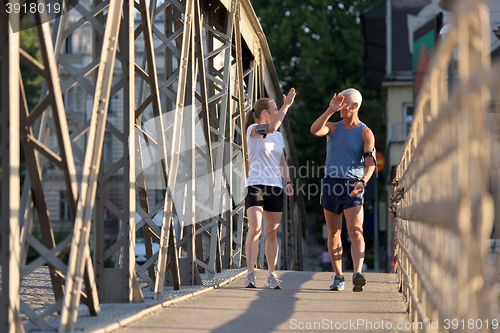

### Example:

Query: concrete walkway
xmin=115 ymin=270 xmax=411 ymax=333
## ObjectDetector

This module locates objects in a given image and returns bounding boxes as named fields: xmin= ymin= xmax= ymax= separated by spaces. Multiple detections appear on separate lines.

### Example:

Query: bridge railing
xmin=392 ymin=0 xmax=499 ymax=329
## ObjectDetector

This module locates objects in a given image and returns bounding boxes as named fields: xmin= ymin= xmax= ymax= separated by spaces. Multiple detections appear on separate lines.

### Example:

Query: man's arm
xmin=350 ymin=126 xmax=376 ymax=197
xmin=310 ymin=93 xmax=346 ymax=137
xmin=310 ymin=112 xmax=336 ymax=138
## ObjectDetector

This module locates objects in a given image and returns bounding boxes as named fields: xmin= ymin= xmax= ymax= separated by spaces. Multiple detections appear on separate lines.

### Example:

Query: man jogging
xmin=310 ymin=88 xmax=376 ymax=292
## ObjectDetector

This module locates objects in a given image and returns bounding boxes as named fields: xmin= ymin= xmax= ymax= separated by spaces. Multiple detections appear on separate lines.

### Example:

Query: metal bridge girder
xmin=0 ymin=5 xmax=24 ymax=333
xmin=2 ymin=0 xmax=308 ymax=331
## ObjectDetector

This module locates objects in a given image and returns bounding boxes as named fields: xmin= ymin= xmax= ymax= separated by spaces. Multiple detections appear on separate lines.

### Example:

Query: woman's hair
xmin=340 ymin=88 xmax=362 ymax=109
xmin=245 ymin=98 xmax=273 ymax=130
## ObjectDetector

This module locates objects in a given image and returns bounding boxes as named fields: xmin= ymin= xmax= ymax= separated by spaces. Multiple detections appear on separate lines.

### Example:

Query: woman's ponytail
xmin=245 ymin=109 xmax=256 ymax=130
xmin=245 ymin=98 xmax=273 ymax=131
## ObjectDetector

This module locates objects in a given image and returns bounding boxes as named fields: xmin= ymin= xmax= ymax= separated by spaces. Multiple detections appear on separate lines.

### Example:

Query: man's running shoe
xmin=265 ymin=272 xmax=282 ymax=289
xmin=352 ymin=272 xmax=366 ymax=292
xmin=244 ymin=271 xmax=256 ymax=288
xmin=330 ymin=274 xmax=345 ymax=291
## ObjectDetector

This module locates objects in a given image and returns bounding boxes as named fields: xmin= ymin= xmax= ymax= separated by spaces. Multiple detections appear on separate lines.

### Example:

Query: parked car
xmin=134 ymin=211 xmax=179 ymax=265
xmin=134 ymin=239 xmax=160 ymax=265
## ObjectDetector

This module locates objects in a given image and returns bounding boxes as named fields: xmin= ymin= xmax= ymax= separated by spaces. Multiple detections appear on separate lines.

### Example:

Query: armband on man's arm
xmin=255 ymin=124 xmax=269 ymax=137
xmin=363 ymin=149 xmax=376 ymax=165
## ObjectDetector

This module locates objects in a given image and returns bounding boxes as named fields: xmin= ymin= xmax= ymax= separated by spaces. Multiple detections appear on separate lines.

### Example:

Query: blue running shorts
xmin=320 ymin=177 xmax=364 ymax=214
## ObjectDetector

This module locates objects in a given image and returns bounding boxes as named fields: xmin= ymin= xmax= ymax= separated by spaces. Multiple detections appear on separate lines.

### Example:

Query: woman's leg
xmin=245 ymin=206 xmax=263 ymax=271
xmin=263 ymin=210 xmax=282 ymax=274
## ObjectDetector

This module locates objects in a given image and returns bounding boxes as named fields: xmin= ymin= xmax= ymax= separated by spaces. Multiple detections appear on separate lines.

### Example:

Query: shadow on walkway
xmin=211 ymin=271 xmax=307 ymax=333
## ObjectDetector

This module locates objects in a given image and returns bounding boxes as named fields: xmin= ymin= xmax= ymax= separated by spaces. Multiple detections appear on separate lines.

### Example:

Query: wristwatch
xmin=357 ymin=179 xmax=367 ymax=187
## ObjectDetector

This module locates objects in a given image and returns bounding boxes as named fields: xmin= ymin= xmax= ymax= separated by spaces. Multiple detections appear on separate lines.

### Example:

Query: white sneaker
xmin=265 ymin=272 xmax=282 ymax=289
xmin=244 ymin=271 xmax=256 ymax=288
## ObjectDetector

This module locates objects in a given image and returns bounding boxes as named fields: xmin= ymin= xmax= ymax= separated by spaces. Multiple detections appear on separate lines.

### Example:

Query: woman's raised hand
xmin=283 ymin=88 xmax=296 ymax=107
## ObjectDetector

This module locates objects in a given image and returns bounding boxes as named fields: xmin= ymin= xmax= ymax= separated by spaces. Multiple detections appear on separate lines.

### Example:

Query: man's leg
xmin=324 ymin=209 xmax=343 ymax=275
xmin=344 ymin=205 xmax=365 ymax=272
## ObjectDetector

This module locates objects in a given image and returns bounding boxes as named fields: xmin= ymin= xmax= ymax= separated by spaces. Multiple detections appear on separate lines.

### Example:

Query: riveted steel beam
xmin=0 ymin=5 xmax=24 ymax=333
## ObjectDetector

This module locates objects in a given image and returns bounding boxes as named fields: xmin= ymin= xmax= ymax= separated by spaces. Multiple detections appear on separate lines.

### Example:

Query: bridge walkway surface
xmin=114 ymin=270 xmax=411 ymax=333
xmin=19 ymin=268 xmax=411 ymax=332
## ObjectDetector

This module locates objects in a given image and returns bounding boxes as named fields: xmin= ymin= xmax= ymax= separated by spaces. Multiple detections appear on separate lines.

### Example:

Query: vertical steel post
xmin=123 ymin=0 xmax=142 ymax=303
xmin=154 ymin=0 xmax=195 ymax=297
xmin=0 ymin=5 xmax=24 ymax=333
xmin=59 ymin=0 xmax=124 ymax=328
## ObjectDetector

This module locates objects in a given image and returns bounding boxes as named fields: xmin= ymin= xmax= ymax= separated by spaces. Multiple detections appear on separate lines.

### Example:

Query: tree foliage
xmin=0 ymin=25 xmax=44 ymax=110
xmin=0 ymin=26 xmax=42 ymax=186
xmin=20 ymin=26 xmax=43 ymax=111
xmin=251 ymin=0 xmax=386 ymax=214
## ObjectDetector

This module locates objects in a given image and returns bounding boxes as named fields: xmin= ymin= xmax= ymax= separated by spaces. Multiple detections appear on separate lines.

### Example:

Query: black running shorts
xmin=245 ymin=185 xmax=284 ymax=212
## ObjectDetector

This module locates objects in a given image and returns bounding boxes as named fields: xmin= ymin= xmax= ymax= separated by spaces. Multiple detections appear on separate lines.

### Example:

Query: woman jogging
xmin=243 ymin=88 xmax=296 ymax=289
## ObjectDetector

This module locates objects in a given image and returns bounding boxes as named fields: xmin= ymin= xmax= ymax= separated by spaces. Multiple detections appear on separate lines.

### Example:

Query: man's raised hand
xmin=329 ymin=93 xmax=346 ymax=112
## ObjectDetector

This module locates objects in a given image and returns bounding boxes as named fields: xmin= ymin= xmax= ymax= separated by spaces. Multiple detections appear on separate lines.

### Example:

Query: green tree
xmin=20 ymin=26 xmax=43 ymax=184
xmin=251 ymin=0 xmax=385 ymax=211
xmin=0 ymin=26 xmax=42 ymax=187
xmin=0 ymin=27 xmax=43 ymax=109
xmin=20 ymin=26 xmax=43 ymax=111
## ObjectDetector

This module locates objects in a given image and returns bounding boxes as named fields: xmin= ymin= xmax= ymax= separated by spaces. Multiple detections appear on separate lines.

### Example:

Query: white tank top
xmin=245 ymin=123 xmax=285 ymax=188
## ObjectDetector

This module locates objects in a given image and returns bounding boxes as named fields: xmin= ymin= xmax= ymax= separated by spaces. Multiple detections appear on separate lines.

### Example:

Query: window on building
xmin=60 ymin=191 xmax=71 ymax=221
xmin=65 ymin=34 xmax=73 ymax=54
xmin=155 ymin=189 xmax=165 ymax=202
xmin=103 ymin=132 xmax=113 ymax=164
xmin=64 ymin=88 xmax=74 ymax=113
xmin=403 ymin=103 xmax=414 ymax=138
xmin=108 ymin=94 xmax=118 ymax=114
xmin=82 ymin=35 xmax=92 ymax=54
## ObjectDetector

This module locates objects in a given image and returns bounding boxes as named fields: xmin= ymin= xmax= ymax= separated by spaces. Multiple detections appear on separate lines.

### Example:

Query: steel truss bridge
xmin=4 ymin=0 xmax=500 ymax=332
xmin=0 ymin=0 xmax=308 ymax=331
